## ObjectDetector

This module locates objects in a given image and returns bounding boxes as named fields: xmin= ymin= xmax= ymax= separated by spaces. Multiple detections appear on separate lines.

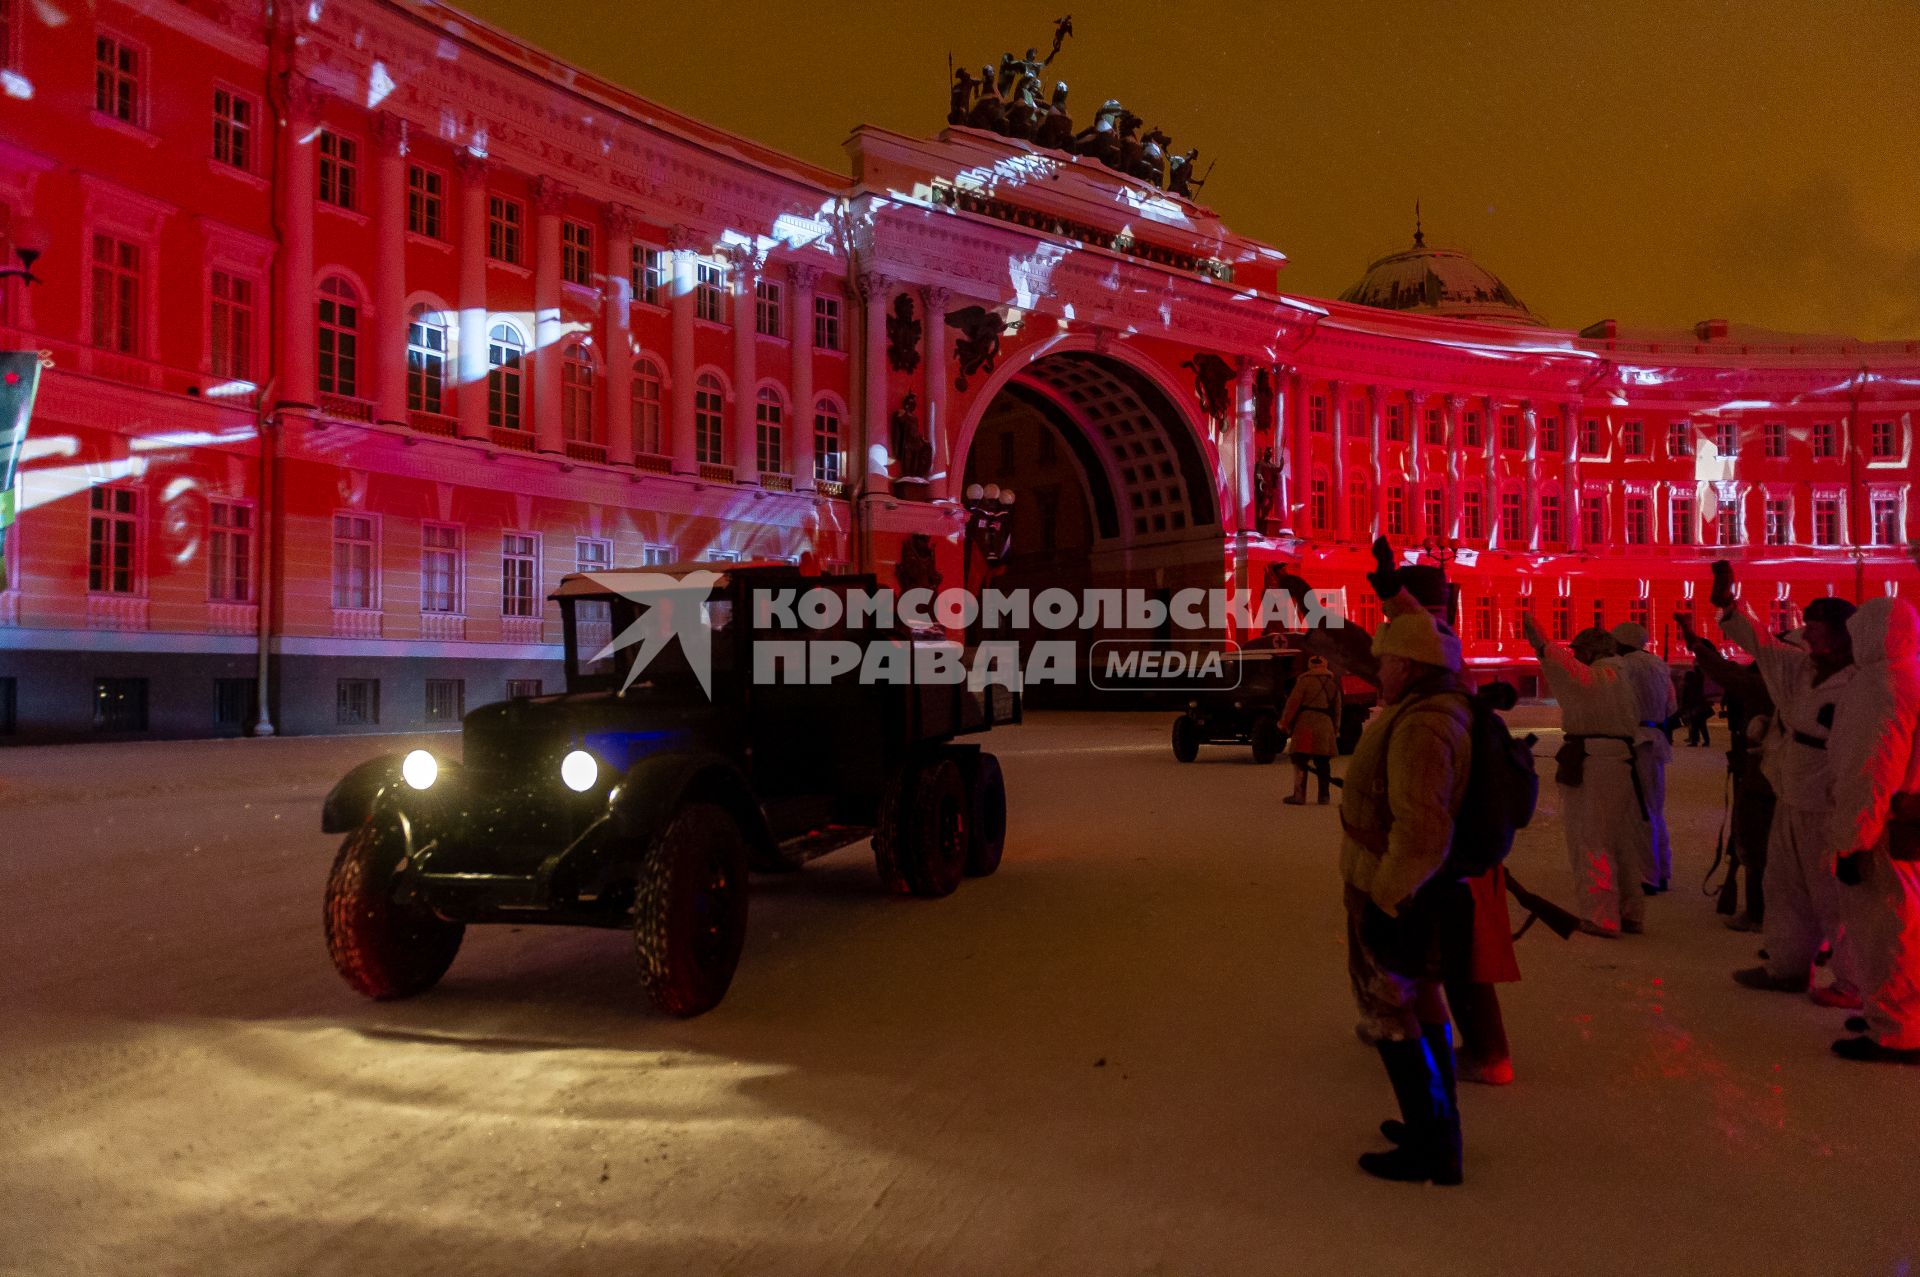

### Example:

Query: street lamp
xmin=0 ymin=218 xmax=47 ymax=289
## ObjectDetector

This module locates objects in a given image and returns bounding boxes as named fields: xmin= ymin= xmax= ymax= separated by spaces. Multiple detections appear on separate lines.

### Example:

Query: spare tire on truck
xmin=632 ymin=802 xmax=751 ymax=1017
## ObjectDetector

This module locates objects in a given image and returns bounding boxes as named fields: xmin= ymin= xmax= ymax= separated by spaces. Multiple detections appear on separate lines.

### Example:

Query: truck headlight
xmin=561 ymin=750 xmax=599 ymax=793
xmin=402 ymin=749 xmax=438 ymax=791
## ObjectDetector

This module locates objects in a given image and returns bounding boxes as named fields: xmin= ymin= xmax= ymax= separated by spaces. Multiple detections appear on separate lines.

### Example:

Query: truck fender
xmin=608 ymin=752 xmax=778 ymax=868
xmin=322 ymin=754 xmax=405 ymax=834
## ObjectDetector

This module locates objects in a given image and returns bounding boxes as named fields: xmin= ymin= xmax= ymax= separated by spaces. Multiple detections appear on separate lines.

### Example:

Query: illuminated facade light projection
xmin=1 ymin=0 xmax=1917 ymax=738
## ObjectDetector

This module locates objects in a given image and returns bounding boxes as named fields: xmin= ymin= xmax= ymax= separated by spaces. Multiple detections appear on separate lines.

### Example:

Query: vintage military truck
xmin=1169 ymin=642 xmax=1376 ymax=763
xmin=320 ymin=562 xmax=1017 ymax=1017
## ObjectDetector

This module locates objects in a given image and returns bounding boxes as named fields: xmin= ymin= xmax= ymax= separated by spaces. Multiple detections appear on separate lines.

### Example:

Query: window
xmin=1540 ymin=492 xmax=1562 ymax=544
xmin=90 ymin=233 xmax=141 ymax=354
xmin=332 ymin=513 xmax=376 ymax=609
xmin=755 ymin=278 xmax=784 ymax=338
xmin=642 ymin=544 xmax=675 ymax=566
xmin=425 ymin=679 xmax=465 ymax=723
xmin=1552 ymin=597 xmax=1573 ymax=642
xmin=506 ymin=679 xmax=542 ymax=699
xmin=561 ymin=343 xmax=596 ymax=444
xmin=1813 ymin=420 xmax=1837 ymax=458
xmin=1583 ymin=495 xmax=1606 ymax=546
xmin=632 ymin=358 xmax=664 ymax=455
xmin=561 ymin=219 xmax=593 ymax=286
xmin=88 ymin=486 xmax=139 ymax=594
xmin=1765 ymin=497 xmax=1791 ymax=546
xmin=1473 ymin=596 xmax=1496 ymax=643
xmin=1625 ymin=495 xmax=1650 ymax=545
xmin=1760 ymin=421 xmax=1784 ymax=458
xmin=317 ymin=131 xmax=358 ymax=210
xmin=1670 ymin=492 xmax=1696 ymax=546
xmin=1347 ymin=479 xmax=1371 ymax=537
xmin=487 ymin=323 xmax=525 ymax=431
xmin=1385 ymin=404 xmax=1405 ymax=442
xmin=407 ymin=166 xmax=445 ymax=239
xmin=1769 ymin=600 xmax=1795 ymax=635
xmin=213 ymin=678 xmax=256 ymax=731
xmin=336 ymin=679 xmax=379 ymax=726
xmin=1667 ymin=420 xmax=1692 ymax=458
xmin=406 ymin=309 xmax=448 ymax=414
xmin=488 ymin=196 xmax=523 ymax=263
xmin=502 ymin=532 xmax=538 ymax=617
xmin=212 ymin=87 xmax=256 ymax=172
xmin=1309 ymin=474 xmax=1329 ymax=530
xmin=1814 ymin=496 xmax=1841 ymax=546
xmin=1592 ymin=600 xmax=1607 ymax=632
xmin=1871 ymin=420 xmax=1898 ymax=460
xmin=1461 ymin=488 xmax=1484 ymax=540
xmin=573 ymin=537 xmax=613 ymax=632
xmin=576 ymin=537 xmax=612 ymax=576
xmin=1874 ymin=494 xmax=1902 ymax=546
xmin=1621 ymin=419 xmax=1645 ymax=457
xmin=1629 ymin=596 xmax=1650 ymax=633
xmin=421 ymin=524 xmax=461 ymax=614
xmin=317 ymin=278 xmax=360 ymax=397
xmin=1309 ymin=395 xmax=1327 ymax=434
xmin=1716 ymin=501 xmax=1741 ymax=547
xmin=755 ymin=387 xmax=785 ymax=474
xmin=1423 ymin=407 xmax=1443 ymax=445
xmin=210 ymin=270 xmax=254 ymax=380
xmin=1539 ymin=414 xmax=1559 ymax=453
xmin=208 ymin=501 xmax=253 ymax=602
xmin=814 ymin=293 xmax=843 ymax=351
xmin=1422 ymin=486 xmax=1445 ymax=535
xmin=1714 ymin=420 xmax=1738 ymax=456
xmin=814 ymin=398 xmax=843 ymax=484
xmin=695 ymin=260 xmax=725 ymax=323
xmin=1500 ymin=490 xmax=1524 ymax=542
xmin=632 ymin=245 xmax=666 ymax=306
xmin=695 ymin=373 xmax=726 ymax=465
xmin=93 ymin=678 xmax=148 ymax=732
xmin=1580 ymin=417 xmax=1602 ymax=455
xmin=1463 ymin=411 xmax=1482 ymax=448
xmin=1385 ymin=485 xmax=1407 ymax=537
xmin=1500 ymin=412 xmax=1520 ymax=450
xmin=94 ymin=32 xmax=141 ymax=124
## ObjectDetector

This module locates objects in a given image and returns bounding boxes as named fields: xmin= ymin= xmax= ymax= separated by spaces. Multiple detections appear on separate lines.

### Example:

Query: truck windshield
xmin=563 ymin=591 xmax=735 ymax=692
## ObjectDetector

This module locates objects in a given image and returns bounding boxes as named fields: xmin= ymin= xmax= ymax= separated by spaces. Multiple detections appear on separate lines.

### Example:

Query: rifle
xmin=1506 ymin=872 xmax=1580 ymax=941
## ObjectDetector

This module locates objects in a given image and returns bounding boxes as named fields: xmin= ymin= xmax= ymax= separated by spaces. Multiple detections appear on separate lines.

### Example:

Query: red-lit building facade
xmin=2 ymin=0 xmax=1916 ymax=739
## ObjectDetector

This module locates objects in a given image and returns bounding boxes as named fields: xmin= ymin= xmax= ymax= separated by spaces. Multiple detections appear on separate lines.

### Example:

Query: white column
xmin=1484 ymin=396 xmax=1500 ymax=549
xmin=531 ymin=176 xmax=568 ymax=454
xmin=789 ymin=264 xmax=820 ymax=491
xmin=1233 ymin=359 xmax=1257 ymax=532
xmin=454 ymin=151 xmax=490 ymax=442
xmin=276 ymin=74 xmax=320 ymax=409
xmin=1368 ymin=385 xmax=1384 ymax=539
xmin=730 ymin=249 xmax=759 ymax=480
xmin=668 ymin=225 xmax=698 ymax=474
xmin=1286 ymin=366 xmax=1309 ymax=535
xmin=858 ymin=271 xmax=891 ymax=494
xmin=602 ymin=206 xmax=635 ymax=465
xmin=1328 ymin=380 xmax=1348 ymax=541
xmin=1565 ymin=401 xmax=1583 ymax=552
xmin=920 ymin=285 xmax=951 ymax=497
xmin=1444 ymin=395 xmax=1464 ymax=538
xmin=1522 ymin=400 xmax=1540 ymax=550
xmin=371 ymin=112 xmax=408 ymax=428
xmin=1270 ymin=364 xmax=1292 ymax=534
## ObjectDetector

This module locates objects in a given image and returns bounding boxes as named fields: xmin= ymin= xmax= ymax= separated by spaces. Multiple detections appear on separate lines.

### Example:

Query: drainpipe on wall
xmin=253 ymin=0 xmax=289 ymax=738
xmin=843 ymin=201 xmax=870 ymax=574
xmin=1848 ymin=362 xmax=1869 ymax=603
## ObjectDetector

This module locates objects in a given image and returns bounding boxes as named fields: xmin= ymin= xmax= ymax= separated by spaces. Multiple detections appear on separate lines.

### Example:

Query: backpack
xmin=1445 ymin=685 xmax=1539 ymax=877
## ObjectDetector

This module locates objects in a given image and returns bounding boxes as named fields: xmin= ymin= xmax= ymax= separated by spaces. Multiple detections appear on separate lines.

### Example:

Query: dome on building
xmin=1339 ymin=228 xmax=1544 ymax=327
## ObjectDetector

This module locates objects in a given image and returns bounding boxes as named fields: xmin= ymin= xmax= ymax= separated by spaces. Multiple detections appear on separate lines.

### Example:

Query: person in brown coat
xmin=1280 ymin=655 xmax=1342 ymax=805
xmin=1340 ymin=572 xmax=1473 ymax=1185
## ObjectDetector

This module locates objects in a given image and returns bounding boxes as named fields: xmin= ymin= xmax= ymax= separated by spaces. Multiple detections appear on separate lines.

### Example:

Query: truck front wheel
xmin=1172 ymin=715 xmax=1201 ymax=762
xmin=632 ymin=802 xmax=751 ymax=1017
xmin=323 ymin=817 xmax=464 ymax=1000
xmin=964 ymin=752 xmax=1007 ymax=878
xmin=1250 ymin=715 xmax=1283 ymax=765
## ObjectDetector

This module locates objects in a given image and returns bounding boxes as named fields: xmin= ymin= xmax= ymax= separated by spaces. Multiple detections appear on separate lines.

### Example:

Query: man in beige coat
xmin=1341 ymin=581 xmax=1473 ymax=1185
xmin=1281 ymin=655 xmax=1342 ymax=805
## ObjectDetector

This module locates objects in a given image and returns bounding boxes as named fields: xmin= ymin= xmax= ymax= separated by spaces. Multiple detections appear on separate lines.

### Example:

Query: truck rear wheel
xmin=904 ymin=757 xmax=969 ymax=897
xmin=633 ymin=802 xmax=751 ymax=1017
xmin=324 ymin=817 xmax=464 ymax=1000
xmin=965 ymin=752 xmax=1006 ymax=877
xmin=1251 ymin=715 xmax=1283 ymax=765
xmin=1171 ymin=715 xmax=1201 ymax=762
xmin=872 ymin=762 xmax=917 ymax=895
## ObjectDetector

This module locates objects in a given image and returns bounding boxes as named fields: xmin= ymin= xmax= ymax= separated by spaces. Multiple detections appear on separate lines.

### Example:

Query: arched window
xmin=560 ymin=341 xmax=596 ymax=444
xmin=813 ymin=398 xmax=842 ymax=485
xmin=487 ymin=323 xmax=525 ymax=432
xmin=755 ymin=387 xmax=785 ymax=475
xmin=631 ymin=357 xmax=664 ymax=456
xmin=694 ymin=372 xmax=726 ymax=466
xmin=405 ymin=306 xmax=447 ymax=415
xmin=317 ymin=277 xmax=359 ymax=397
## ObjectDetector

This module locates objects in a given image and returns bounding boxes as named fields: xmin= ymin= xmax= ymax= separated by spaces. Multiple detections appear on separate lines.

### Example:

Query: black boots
xmin=1283 ymin=771 xmax=1308 ymax=805
xmin=1362 ymin=1023 xmax=1464 ymax=1185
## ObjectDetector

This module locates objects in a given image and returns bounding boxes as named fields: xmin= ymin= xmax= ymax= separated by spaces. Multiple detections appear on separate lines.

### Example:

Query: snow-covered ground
xmin=3 ymin=712 xmax=1916 ymax=1276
